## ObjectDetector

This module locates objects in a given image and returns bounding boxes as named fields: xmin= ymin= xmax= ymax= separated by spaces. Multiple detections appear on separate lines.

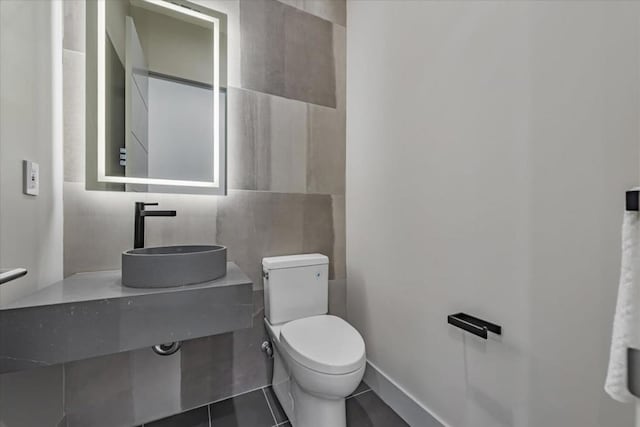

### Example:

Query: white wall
xmin=0 ymin=0 xmax=63 ymax=306
xmin=0 ymin=0 xmax=64 ymax=425
xmin=346 ymin=2 xmax=639 ymax=426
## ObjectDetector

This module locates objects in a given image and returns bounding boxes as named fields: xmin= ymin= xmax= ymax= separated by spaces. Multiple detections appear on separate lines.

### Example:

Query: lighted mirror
xmin=86 ymin=0 xmax=227 ymax=194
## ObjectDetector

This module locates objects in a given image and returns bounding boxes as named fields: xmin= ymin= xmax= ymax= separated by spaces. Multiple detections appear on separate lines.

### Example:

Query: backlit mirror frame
xmin=86 ymin=0 xmax=227 ymax=195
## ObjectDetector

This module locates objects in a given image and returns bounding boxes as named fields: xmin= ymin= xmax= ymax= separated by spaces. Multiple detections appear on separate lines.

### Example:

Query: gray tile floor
xmin=143 ymin=382 xmax=409 ymax=427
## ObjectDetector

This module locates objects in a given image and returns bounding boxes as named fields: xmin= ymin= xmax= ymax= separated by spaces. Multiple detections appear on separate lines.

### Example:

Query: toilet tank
xmin=262 ymin=254 xmax=329 ymax=325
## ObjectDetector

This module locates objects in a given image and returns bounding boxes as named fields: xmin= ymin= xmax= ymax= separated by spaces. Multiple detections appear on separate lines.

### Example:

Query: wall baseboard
xmin=364 ymin=360 xmax=449 ymax=427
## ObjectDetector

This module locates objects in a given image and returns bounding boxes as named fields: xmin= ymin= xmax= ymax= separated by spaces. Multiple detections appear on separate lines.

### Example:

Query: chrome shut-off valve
xmin=261 ymin=341 xmax=273 ymax=358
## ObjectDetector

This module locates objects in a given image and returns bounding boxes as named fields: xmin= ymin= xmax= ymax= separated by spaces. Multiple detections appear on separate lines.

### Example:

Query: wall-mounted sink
xmin=0 ymin=263 xmax=252 ymax=375
xmin=122 ymin=245 xmax=227 ymax=288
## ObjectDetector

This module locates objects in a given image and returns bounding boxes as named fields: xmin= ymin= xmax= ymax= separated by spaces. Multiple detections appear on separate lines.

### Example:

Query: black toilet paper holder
xmin=447 ymin=312 xmax=502 ymax=340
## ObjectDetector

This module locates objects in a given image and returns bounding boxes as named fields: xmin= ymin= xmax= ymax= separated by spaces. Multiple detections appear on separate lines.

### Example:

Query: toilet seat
xmin=280 ymin=315 xmax=366 ymax=375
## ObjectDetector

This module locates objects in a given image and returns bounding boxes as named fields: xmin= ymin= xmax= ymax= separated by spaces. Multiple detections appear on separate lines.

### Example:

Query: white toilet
xmin=262 ymin=254 xmax=366 ymax=427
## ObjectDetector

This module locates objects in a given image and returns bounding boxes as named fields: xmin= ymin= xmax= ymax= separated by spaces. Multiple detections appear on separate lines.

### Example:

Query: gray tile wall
xmin=0 ymin=366 xmax=65 ymax=427
xmin=61 ymin=0 xmax=345 ymax=425
xmin=240 ymin=0 xmax=337 ymax=107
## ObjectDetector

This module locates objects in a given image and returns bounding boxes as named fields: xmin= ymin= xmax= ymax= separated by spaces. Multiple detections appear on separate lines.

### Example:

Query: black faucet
xmin=134 ymin=202 xmax=177 ymax=249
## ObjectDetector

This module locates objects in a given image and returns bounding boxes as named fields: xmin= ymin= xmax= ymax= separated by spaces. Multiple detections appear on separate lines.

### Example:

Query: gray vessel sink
xmin=122 ymin=245 xmax=227 ymax=288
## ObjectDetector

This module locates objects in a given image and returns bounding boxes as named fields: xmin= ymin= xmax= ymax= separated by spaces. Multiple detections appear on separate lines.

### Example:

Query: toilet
xmin=262 ymin=254 xmax=366 ymax=427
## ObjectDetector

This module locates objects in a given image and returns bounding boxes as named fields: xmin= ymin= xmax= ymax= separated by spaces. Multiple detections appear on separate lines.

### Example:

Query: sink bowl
xmin=122 ymin=245 xmax=227 ymax=288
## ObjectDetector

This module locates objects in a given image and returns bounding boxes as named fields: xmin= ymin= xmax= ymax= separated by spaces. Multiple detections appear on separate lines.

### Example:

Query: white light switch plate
xmin=23 ymin=160 xmax=39 ymax=196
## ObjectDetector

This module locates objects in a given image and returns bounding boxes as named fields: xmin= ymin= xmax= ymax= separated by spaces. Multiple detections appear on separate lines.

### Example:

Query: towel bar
xmin=0 ymin=268 xmax=27 ymax=285
xmin=626 ymin=190 xmax=639 ymax=211
xmin=447 ymin=312 xmax=502 ymax=339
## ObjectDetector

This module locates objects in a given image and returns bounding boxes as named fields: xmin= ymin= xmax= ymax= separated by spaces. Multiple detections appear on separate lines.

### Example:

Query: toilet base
xmin=291 ymin=381 xmax=346 ymax=427
xmin=271 ymin=347 xmax=349 ymax=427
xmin=272 ymin=347 xmax=294 ymax=420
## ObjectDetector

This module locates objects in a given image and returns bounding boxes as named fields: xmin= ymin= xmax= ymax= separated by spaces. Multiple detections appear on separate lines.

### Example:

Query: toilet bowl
xmin=262 ymin=254 xmax=366 ymax=427
xmin=265 ymin=315 xmax=366 ymax=427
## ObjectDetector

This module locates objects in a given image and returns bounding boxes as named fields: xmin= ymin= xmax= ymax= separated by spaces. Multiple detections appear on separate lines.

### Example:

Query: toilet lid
xmin=280 ymin=315 xmax=366 ymax=375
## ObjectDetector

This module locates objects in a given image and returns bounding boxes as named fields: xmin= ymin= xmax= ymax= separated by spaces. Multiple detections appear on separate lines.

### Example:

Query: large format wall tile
xmin=277 ymin=0 xmax=346 ymax=27
xmin=180 ymin=290 xmax=271 ymax=407
xmin=64 ymin=183 xmax=137 ymax=275
xmin=307 ymin=25 xmax=346 ymax=195
xmin=333 ymin=23 xmax=346 ymax=111
xmin=217 ymin=191 xmax=340 ymax=287
xmin=65 ymin=352 xmax=137 ymax=427
xmin=63 ymin=49 xmax=85 ymax=183
xmin=227 ymin=88 xmax=271 ymax=191
xmin=241 ymin=0 xmax=336 ymax=107
xmin=228 ymin=88 xmax=307 ymax=193
xmin=329 ymin=279 xmax=346 ymax=319
xmin=284 ymin=6 xmax=335 ymax=107
xmin=269 ymin=95 xmax=307 ymax=193
xmin=65 ymin=347 xmax=184 ymax=427
xmin=302 ymin=193 xmax=335 ymax=275
xmin=332 ymin=195 xmax=346 ymax=279
xmin=305 ymin=25 xmax=345 ymax=195
xmin=240 ymin=0 xmax=285 ymax=99
xmin=216 ymin=191 xmax=305 ymax=287
xmin=0 ymin=366 xmax=64 ymax=427
xmin=306 ymin=103 xmax=346 ymax=194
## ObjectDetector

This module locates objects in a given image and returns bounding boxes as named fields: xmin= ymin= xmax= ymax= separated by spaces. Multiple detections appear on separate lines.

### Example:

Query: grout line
xmin=147 ymin=383 xmax=370 ymax=427
xmin=145 ymin=385 xmax=272 ymax=426
xmin=209 ymin=384 xmax=272 ymax=405
xmin=263 ymin=387 xmax=278 ymax=425
xmin=145 ymin=401 xmax=211 ymax=426
xmin=346 ymin=388 xmax=372 ymax=400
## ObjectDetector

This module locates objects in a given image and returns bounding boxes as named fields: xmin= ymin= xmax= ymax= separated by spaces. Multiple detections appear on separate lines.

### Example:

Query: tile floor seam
xmin=147 ymin=382 xmax=404 ymax=427
xmin=346 ymin=388 xmax=372 ymax=400
xmin=262 ymin=386 xmax=278 ymax=425
xmin=148 ymin=402 xmax=211 ymax=426
xmin=209 ymin=384 xmax=271 ymax=405
xmin=144 ymin=385 xmax=275 ymax=426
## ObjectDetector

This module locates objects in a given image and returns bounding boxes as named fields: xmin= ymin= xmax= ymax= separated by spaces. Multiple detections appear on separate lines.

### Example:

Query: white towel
xmin=606 ymin=211 xmax=640 ymax=402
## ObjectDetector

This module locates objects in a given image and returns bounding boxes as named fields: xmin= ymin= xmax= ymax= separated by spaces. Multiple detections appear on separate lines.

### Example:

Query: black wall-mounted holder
xmin=448 ymin=313 xmax=502 ymax=340
xmin=626 ymin=190 xmax=639 ymax=211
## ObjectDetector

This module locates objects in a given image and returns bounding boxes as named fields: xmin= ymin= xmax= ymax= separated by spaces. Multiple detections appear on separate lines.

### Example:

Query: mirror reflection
xmin=97 ymin=0 xmax=226 ymax=193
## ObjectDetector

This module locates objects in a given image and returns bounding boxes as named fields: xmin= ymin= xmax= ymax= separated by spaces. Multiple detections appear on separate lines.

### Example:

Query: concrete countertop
xmin=0 ymin=262 xmax=253 ymax=374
